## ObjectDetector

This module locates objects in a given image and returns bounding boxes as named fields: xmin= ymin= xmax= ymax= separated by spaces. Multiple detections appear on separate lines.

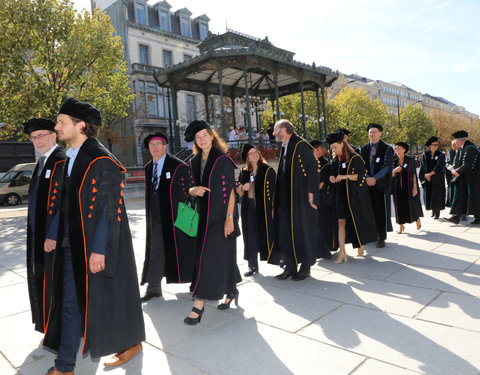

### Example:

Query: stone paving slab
xmin=0 ymin=266 xmax=26 ymax=288
xmin=415 ymin=291 xmax=480 ymax=332
xmin=385 ymin=265 xmax=480 ymax=296
xmin=298 ymin=304 xmax=480 ymax=374
xmin=352 ymin=358 xmax=422 ymax=374
xmin=466 ymin=259 xmax=480 ymax=274
xmin=167 ymin=317 xmax=365 ymax=375
xmin=0 ymin=354 xmax=16 ymax=375
xmin=0 ymin=282 xmax=31 ymax=319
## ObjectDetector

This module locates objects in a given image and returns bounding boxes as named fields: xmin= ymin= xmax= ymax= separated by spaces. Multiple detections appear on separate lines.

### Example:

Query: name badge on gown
xmin=403 ymin=163 xmax=408 ymax=168
xmin=342 ymin=163 xmax=346 ymax=168
xmin=376 ymin=157 xmax=381 ymax=163
xmin=435 ymin=156 xmax=438 ymax=160
xmin=166 ymin=172 xmax=171 ymax=179
xmin=44 ymin=169 xmax=51 ymax=178
xmin=250 ymin=175 xmax=254 ymax=182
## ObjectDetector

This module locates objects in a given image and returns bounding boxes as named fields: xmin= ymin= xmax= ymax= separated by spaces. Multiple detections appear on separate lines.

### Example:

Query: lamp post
xmin=165 ymin=88 xmax=174 ymax=153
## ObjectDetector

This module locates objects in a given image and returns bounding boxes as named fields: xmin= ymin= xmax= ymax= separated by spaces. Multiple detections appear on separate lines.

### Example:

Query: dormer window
xmin=199 ymin=23 xmax=208 ymax=40
xmin=135 ymin=1 xmax=147 ymax=25
xmin=180 ymin=16 xmax=191 ymax=37
xmin=159 ymin=10 xmax=170 ymax=31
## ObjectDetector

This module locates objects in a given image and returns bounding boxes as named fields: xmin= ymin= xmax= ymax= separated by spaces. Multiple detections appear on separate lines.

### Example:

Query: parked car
xmin=0 ymin=163 xmax=36 ymax=206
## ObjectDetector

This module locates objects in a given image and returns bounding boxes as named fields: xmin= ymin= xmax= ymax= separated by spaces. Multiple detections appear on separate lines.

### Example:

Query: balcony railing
xmin=131 ymin=63 xmax=160 ymax=74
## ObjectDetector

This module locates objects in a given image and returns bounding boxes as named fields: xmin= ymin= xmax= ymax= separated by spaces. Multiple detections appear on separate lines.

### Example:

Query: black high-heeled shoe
xmin=184 ymin=306 xmax=204 ymax=325
xmin=217 ymin=292 xmax=239 ymax=310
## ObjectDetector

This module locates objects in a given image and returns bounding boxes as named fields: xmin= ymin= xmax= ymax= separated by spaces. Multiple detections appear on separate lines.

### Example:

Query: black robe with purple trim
xmin=392 ymin=156 xmax=423 ymax=224
xmin=190 ymin=147 xmax=241 ymax=300
xmin=420 ymin=149 xmax=446 ymax=212
xmin=141 ymin=154 xmax=195 ymax=284
xmin=43 ymin=138 xmax=145 ymax=358
xmin=331 ymin=154 xmax=378 ymax=249
xmin=26 ymin=146 xmax=66 ymax=334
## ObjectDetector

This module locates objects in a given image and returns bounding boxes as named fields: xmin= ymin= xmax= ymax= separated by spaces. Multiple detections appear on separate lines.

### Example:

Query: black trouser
xmin=246 ymin=198 xmax=259 ymax=270
xmin=145 ymin=220 xmax=165 ymax=294
xmin=369 ymin=188 xmax=391 ymax=240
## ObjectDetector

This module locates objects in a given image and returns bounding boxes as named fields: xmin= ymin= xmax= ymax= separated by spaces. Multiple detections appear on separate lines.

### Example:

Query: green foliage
xmin=397 ymin=105 xmax=435 ymax=150
xmin=0 ymin=0 xmax=134 ymax=146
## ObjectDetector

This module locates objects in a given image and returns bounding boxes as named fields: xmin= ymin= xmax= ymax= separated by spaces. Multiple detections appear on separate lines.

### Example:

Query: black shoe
xmin=471 ymin=218 xmax=480 ymax=225
xmin=292 ymin=271 xmax=310 ymax=281
xmin=434 ymin=211 xmax=440 ymax=219
xmin=244 ymin=268 xmax=258 ymax=277
xmin=460 ymin=215 xmax=467 ymax=221
xmin=275 ymin=270 xmax=297 ymax=280
xmin=218 ymin=292 xmax=239 ymax=310
xmin=140 ymin=290 xmax=162 ymax=302
xmin=376 ymin=239 xmax=386 ymax=248
xmin=446 ymin=216 xmax=460 ymax=224
xmin=184 ymin=306 xmax=204 ymax=325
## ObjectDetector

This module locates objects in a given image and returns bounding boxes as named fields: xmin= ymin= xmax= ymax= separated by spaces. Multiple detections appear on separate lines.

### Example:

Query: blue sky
xmin=73 ymin=0 xmax=480 ymax=116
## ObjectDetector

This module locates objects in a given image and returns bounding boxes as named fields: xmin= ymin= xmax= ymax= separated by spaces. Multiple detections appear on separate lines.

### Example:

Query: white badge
xmin=403 ymin=163 xmax=408 ymax=168
xmin=166 ymin=172 xmax=171 ymax=179
xmin=44 ymin=169 xmax=51 ymax=178
xmin=376 ymin=157 xmax=381 ymax=163
xmin=435 ymin=156 xmax=438 ymax=160
xmin=342 ymin=163 xmax=346 ymax=168
xmin=250 ymin=175 xmax=254 ymax=182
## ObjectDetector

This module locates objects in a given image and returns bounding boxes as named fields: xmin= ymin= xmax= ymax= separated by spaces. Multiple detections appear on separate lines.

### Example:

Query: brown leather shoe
xmin=45 ymin=367 xmax=74 ymax=375
xmin=104 ymin=343 xmax=142 ymax=367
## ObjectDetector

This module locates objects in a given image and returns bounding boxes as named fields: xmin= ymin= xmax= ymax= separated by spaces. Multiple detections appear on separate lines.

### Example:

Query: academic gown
xmin=26 ymin=146 xmax=66 ymax=334
xmin=450 ymin=144 xmax=468 ymax=217
xmin=420 ymin=150 xmax=446 ymax=212
xmin=270 ymin=134 xmax=320 ymax=267
xmin=190 ymin=147 xmax=241 ymax=300
xmin=445 ymin=149 xmax=456 ymax=207
xmin=392 ymin=156 xmax=423 ymax=224
xmin=317 ymin=157 xmax=335 ymax=256
xmin=43 ymin=138 xmax=145 ymax=358
xmin=141 ymin=154 xmax=195 ymax=284
xmin=238 ymin=163 xmax=276 ymax=262
xmin=331 ymin=154 xmax=378 ymax=249
xmin=456 ymin=141 xmax=480 ymax=216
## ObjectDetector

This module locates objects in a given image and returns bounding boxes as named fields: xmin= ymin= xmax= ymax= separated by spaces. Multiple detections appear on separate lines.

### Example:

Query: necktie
xmin=152 ymin=162 xmax=159 ymax=190
xmin=281 ymin=146 xmax=287 ymax=173
xmin=37 ymin=156 xmax=46 ymax=177
xmin=370 ymin=144 xmax=377 ymax=164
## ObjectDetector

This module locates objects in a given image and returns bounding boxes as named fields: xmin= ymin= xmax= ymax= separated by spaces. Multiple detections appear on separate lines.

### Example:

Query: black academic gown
xmin=445 ymin=149 xmax=456 ymax=207
xmin=456 ymin=141 xmax=480 ymax=216
xmin=238 ymin=163 xmax=276 ymax=262
xmin=26 ymin=146 xmax=66 ymax=334
xmin=331 ymin=154 xmax=378 ymax=249
xmin=270 ymin=134 xmax=320 ymax=267
xmin=317 ymin=157 xmax=335 ymax=256
xmin=189 ymin=148 xmax=241 ymax=300
xmin=450 ymin=146 xmax=468 ymax=217
xmin=141 ymin=154 xmax=195 ymax=284
xmin=360 ymin=140 xmax=394 ymax=237
xmin=420 ymin=150 xmax=446 ymax=212
xmin=43 ymin=138 xmax=145 ymax=358
xmin=392 ymin=156 xmax=423 ymax=224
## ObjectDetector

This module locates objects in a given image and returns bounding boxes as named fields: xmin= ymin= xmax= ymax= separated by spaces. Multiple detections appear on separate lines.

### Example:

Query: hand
xmin=452 ymin=170 xmax=460 ymax=177
xmin=329 ymin=175 xmax=336 ymax=184
xmin=366 ymin=177 xmax=376 ymax=186
xmin=308 ymin=192 xmax=318 ymax=210
xmin=412 ymin=185 xmax=418 ymax=197
xmin=44 ymin=238 xmax=56 ymax=253
xmin=242 ymin=182 xmax=251 ymax=191
xmin=189 ymin=186 xmax=211 ymax=197
xmin=393 ymin=166 xmax=402 ymax=174
xmin=335 ymin=175 xmax=346 ymax=183
xmin=425 ymin=173 xmax=431 ymax=182
xmin=89 ymin=252 xmax=105 ymax=274
xmin=319 ymin=182 xmax=324 ymax=190
xmin=224 ymin=218 xmax=234 ymax=238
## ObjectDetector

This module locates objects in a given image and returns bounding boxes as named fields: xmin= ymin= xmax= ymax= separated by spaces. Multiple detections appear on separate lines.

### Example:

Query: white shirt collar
xmin=42 ymin=144 xmax=58 ymax=161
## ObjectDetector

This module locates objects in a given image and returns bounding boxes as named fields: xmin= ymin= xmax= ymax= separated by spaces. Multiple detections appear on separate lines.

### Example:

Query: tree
xmin=397 ymin=104 xmax=435 ymax=153
xmin=0 ymin=0 xmax=134 ymax=149
xmin=430 ymin=110 xmax=480 ymax=149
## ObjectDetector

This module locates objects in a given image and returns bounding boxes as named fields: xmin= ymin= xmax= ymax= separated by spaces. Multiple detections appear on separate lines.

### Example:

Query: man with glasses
xmin=140 ymin=132 xmax=195 ymax=301
xmin=23 ymin=118 xmax=66 ymax=341
xmin=420 ymin=136 xmax=446 ymax=220
xmin=360 ymin=123 xmax=394 ymax=248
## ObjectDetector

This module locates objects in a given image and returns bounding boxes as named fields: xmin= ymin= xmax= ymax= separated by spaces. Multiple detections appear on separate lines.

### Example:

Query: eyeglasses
xmin=430 ymin=143 xmax=439 ymax=146
xmin=30 ymin=132 xmax=53 ymax=141
xmin=247 ymin=150 xmax=259 ymax=156
xmin=149 ymin=142 xmax=166 ymax=147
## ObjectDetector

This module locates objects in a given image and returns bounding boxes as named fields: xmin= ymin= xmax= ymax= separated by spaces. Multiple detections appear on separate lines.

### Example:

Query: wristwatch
xmin=226 ymin=213 xmax=233 ymax=218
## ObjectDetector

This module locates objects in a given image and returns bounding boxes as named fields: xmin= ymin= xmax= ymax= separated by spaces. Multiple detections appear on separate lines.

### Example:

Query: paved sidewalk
xmin=0 ymin=198 xmax=479 ymax=374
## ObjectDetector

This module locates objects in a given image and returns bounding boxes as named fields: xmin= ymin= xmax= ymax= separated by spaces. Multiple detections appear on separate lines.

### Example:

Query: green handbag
xmin=174 ymin=197 xmax=199 ymax=237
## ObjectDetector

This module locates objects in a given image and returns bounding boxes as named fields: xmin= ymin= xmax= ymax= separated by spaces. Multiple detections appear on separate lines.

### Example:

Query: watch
xmin=226 ymin=213 xmax=233 ymax=218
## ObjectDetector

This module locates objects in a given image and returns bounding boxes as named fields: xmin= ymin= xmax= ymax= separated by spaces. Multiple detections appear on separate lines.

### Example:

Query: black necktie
xmin=152 ymin=162 xmax=159 ymax=190
xmin=281 ymin=146 xmax=287 ymax=173
xmin=37 ymin=156 xmax=46 ymax=177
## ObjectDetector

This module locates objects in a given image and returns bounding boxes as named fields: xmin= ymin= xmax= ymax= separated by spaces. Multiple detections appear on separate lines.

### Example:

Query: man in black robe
xmin=360 ymin=123 xmax=394 ymax=248
xmin=445 ymin=140 xmax=458 ymax=208
xmin=24 ymin=118 xmax=66 ymax=336
xmin=449 ymin=130 xmax=480 ymax=225
xmin=43 ymin=99 xmax=145 ymax=375
xmin=140 ymin=132 xmax=195 ymax=301
xmin=270 ymin=120 xmax=320 ymax=281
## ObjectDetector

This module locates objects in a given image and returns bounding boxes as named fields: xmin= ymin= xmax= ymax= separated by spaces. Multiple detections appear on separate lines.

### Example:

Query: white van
xmin=0 ymin=163 xmax=36 ymax=206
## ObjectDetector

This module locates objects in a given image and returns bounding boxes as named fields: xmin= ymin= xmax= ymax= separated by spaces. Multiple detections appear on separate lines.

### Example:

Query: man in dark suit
xmin=140 ymin=132 xmax=195 ymax=301
xmin=360 ymin=123 xmax=394 ymax=248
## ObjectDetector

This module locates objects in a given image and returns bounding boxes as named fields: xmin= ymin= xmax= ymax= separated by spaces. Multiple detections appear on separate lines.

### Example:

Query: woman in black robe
xmin=420 ymin=136 xmax=446 ymax=219
xmin=327 ymin=132 xmax=378 ymax=264
xmin=392 ymin=142 xmax=423 ymax=233
xmin=237 ymin=144 xmax=276 ymax=276
xmin=183 ymin=121 xmax=241 ymax=325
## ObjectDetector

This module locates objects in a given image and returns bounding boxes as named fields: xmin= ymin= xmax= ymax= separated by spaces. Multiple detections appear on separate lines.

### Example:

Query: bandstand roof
xmin=154 ymin=30 xmax=338 ymax=99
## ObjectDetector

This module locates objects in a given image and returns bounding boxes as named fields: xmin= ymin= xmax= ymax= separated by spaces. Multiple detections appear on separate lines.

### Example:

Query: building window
xmin=137 ymin=80 xmax=165 ymax=119
xmin=136 ymin=2 xmax=147 ymax=25
xmin=186 ymin=94 xmax=196 ymax=123
xmin=199 ymin=23 xmax=208 ymax=40
xmin=160 ymin=10 xmax=170 ymax=31
xmin=180 ymin=16 xmax=191 ymax=37
xmin=139 ymin=44 xmax=149 ymax=65
xmin=163 ymin=50 xmax=172 ymax=68
xmin=183 ymin=54 xmax=192 ymax=61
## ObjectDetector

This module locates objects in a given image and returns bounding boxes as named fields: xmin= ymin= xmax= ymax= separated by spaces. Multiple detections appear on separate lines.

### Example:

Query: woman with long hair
xmin=237 ymin=144 xmax=276 ymax=276
xmin=392 ymin=142 xmax=423 ymax=233
xmin=183 ymin=121 xmax=241 ymax=325
xmin=327 ymin=131 xmax=377 ymax=264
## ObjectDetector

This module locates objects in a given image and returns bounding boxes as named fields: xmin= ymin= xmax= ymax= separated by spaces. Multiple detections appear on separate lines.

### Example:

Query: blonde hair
xmin=192 ymin=128 xmax=229 ymax=154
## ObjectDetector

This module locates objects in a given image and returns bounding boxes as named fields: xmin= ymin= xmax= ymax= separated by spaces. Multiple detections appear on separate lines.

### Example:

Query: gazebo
xmin=154 ymin=29 xmax=338 ymax=149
